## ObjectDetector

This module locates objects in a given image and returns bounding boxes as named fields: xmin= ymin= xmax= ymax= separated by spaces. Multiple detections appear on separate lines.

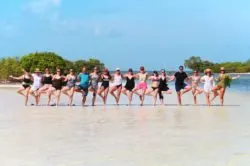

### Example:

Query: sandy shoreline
xmin=0 ymin=89 xmax=250 ymax=166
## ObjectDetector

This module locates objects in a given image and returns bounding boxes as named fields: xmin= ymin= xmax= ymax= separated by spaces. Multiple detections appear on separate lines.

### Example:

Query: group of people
xmin=9 ymin=65 xmax=240 ymax=107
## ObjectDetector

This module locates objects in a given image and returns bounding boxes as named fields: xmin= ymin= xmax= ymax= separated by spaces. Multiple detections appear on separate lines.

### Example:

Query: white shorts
xmin=30 ymin=86 xmax=40 ymax=92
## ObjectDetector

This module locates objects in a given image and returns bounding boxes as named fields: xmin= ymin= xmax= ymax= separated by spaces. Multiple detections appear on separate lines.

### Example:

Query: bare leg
xmin=62 ymin=87 xmax=70 ymax=97
xmin=181 ymin=86 xmax=192 ymax=96
xmin=177 ymin=92 xmax=182 ymax=106
xmin=128 ymin=91 xmax=133 ymax=105
xmin=220 ymin=88 xmax=226 ymax=106
xmin=211 ymin=86 xmax=220 ymax=102
xmin=153 ymin=89 xmax=158 ymax=106
xmin=98 ymin=87 xmax=105 ymax=104
xmin=122 ymin=88 xmax=127 ymax=96
xmin=110 ymin=86 xmax=118 ymax=103
xmin=68 ymin=88 xmax=75 ymax=106
xmin=55 ymin=90 xmax=61 ymax=107
xmin=140 ymin=89 xmax=146 ymax=106
xmin=104 ymin=88 xmax=109 ymax=105
xmin=116 ymin=86 xmax=122 ymax=105
xmin=17 ymin=87 xmax=26 ymax=97
xmin=24 ymin=88 xmax=30 ymax=106
xmin=192 ymin=89 xmax=197 ymax=105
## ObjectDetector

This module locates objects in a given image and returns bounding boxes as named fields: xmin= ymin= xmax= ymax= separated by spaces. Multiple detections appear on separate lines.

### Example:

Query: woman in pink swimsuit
xmin=133 ymin=66 xmax=148 ymax=106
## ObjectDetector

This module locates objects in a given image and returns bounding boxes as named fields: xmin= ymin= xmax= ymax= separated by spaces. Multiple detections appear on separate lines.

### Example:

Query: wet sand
xmin=0 ymin=88 xmax=250 ymax=166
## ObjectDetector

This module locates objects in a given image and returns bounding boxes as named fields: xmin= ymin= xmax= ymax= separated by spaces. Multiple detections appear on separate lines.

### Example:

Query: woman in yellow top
xmin=211 ymin=67 xmax=240 ymax=106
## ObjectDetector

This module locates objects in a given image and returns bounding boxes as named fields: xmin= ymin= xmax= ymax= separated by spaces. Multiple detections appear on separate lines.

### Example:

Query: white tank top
xmin=32 ymin=74 xmax=42 ymax=88
xmin=113 ymin=74 xmax=122 ymax=86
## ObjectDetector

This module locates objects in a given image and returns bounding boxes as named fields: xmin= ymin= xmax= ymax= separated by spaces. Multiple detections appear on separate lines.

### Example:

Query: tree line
xmin=0 ymin=52 xmax=105 ymax=81
xmin=184 ymin=56 xmax=250 ymax=73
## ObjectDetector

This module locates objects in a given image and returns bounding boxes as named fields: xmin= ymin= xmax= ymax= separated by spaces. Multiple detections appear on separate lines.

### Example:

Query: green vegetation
xmin=184 ymin=56 xmax=250 ymax=73
xmin=0 ymin=52 xmax=105 ymax=80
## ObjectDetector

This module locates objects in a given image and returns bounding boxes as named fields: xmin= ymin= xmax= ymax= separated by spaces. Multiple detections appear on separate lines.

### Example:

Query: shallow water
xmin=0 ymin=89 xmax=250 ymax=166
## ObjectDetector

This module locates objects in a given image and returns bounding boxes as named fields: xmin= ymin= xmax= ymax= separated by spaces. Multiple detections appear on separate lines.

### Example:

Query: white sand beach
xmin=0 ymin=88 xmax=250 ymax=166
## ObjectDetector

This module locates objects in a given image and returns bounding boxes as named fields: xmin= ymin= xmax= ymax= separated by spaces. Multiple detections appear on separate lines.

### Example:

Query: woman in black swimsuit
xmin=122 ymin=68 xmax=135 ymax=105
xmin=158 ymin=69 xmax=172 ymax=105
xmin=97 ymin=68 xmax=112 ymax=105
xmin=47 ymin=69 xmax=64 ymax=106
xmin=146 ymin=71 xmax=160 ymax=106
xmin=9 ymin=69 xmax=33 ymax=106
xmin=37 ymin=68 xmax=53 ymax=102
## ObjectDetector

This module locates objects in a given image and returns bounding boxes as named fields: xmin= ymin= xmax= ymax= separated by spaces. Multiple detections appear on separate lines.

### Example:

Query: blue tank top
xmin=78 ymin=73 xmax=89 ymax=86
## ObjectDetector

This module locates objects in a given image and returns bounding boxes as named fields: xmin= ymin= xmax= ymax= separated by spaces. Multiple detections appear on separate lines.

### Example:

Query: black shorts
xmin=101 ymin=82 xmax=109 ymax=90
xmin=53 ymin=86 xmax=62 ymax=91
xmin=175 ymin=83 xmax=187 ymax=92
xmin=116 ymin=84 xmax=122 ymax=88
xmin=152 ymin=87 xmax=158 ymax=91
xmin=125 ymin=85 xmax=134 ymax=91
xmin=23 ymin=85 xmax=30 ymax=89
xmin=159 ymin=86 xmax=169 ymax=92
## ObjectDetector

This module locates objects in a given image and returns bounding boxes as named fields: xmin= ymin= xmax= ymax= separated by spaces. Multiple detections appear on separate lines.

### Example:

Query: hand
xmin=9 ymin=75 xmax=13 ymax=78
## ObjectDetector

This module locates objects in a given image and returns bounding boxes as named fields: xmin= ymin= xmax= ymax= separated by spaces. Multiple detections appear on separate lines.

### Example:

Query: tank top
xmin=91 ymin=73 xmax=99 ymax=84
xmin=113 ymin=74 xmax=122 ymax=86
xmin=22 ymin=75 xmax=32 ymax=86
xmin=78 ymin=73 xmax=89 ymax=86
xmin=53 ymin=76 xmax=63 ymax=89
xmin=32 ymin=74 xmax=42 ymax=88
xmin=43 ymin=75 xmax=52 ymax=84
xmin=159 ymin=77 xmax=167 ymax=88
xmin=125 ymin=77 xmax=135 ymax=88
xmin=139 ymin=73 xmax=147 ymax=82
xmin=67 ymin=75 xmax=76 ymax=87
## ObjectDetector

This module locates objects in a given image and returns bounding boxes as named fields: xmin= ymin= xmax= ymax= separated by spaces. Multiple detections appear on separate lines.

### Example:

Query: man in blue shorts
xmin=76 ymin=67 xmax=90 ymax=106
xmin=170 ymin=66 xmax=191 ymax=105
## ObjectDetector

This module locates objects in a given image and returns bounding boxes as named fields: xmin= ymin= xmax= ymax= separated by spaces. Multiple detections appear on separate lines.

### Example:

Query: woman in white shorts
xmin=110 ymin=68 xmax=123 ymax=105
xmin=30 ymin=68 xmax=43 ymax=105
xmin=201 ymin=68 xmax=215 ymax=106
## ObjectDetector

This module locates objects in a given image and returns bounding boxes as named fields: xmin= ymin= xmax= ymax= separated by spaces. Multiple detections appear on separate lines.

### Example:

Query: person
xmin=75 ymin=67 xmax=90 ymax=106
xmin=89 ymin=67 xmax=101 ymax=106
xmin=47 ymin=69 xmax=64 ymax=106
xmin=201 ymin=69 xmax=215 ymax=106
xmin=189 ymin=70 xmax=203 ymax=105
xmin=122 ymin=68 xmax=135 ymax=105
xmin=98 ymin=68 xmax=112 ymax=105
xmin=211 ymin=67 xmax=240 ymax=106
xmin=158 ymin=69 xmax=172 ymax=105
xmin=29 ymin=68 xmax=43 ymax=105
xmin=110 ymin=68 xmax=123 ymax=105
xmin=145 ymin=71 xmax=160 ymax=106
xmin=37 ymin=68 xmax=53 ymax=100
xmin=9 ymin=69 xmax=33 ymax=106
xmin=61 ymin=69 xmax=76 ymax=106
xmin=133 ymin=66 xmax=148 ymax=106
xmin=170 ymin=66 xmax=191 ymax=105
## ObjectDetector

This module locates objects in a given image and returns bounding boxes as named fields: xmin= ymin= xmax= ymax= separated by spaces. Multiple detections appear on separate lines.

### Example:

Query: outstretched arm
xmin=232 ymin=75 xmax=240 ymax=80
xmin=168 ymin=75 xmax=175 ymax=82
xmin=9 ymin=75 xmax=24 ymax=80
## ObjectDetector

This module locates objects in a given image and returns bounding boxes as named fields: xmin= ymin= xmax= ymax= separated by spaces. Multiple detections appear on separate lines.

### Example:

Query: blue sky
xmin=0 ymin=0 xmax=249 ymax=70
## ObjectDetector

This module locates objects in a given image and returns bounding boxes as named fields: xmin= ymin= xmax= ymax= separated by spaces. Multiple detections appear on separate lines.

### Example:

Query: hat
xmin=220 ymin=67 xmax=225 ymax=71
xmin=204 ymin=68 xmax=212 ymax=74
xmin=128 ymin=68 xmax=133 ymax=72
xmin=140 ymin=66 xmax=145 ymax=70
xmin=34 ymin=68 xmax=41 ymax=73
xmin=116 ymin=68 xmax=120 ymax=71
xmin=161 ymin=69 xmax=166 ymax=73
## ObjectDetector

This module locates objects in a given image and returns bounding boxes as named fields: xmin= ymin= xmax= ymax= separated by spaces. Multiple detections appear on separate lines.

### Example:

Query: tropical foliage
xmin=185 ymin=56 xmax=250 ymax=73
xmin=0 ymin=52 xmax=105 ymax=80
